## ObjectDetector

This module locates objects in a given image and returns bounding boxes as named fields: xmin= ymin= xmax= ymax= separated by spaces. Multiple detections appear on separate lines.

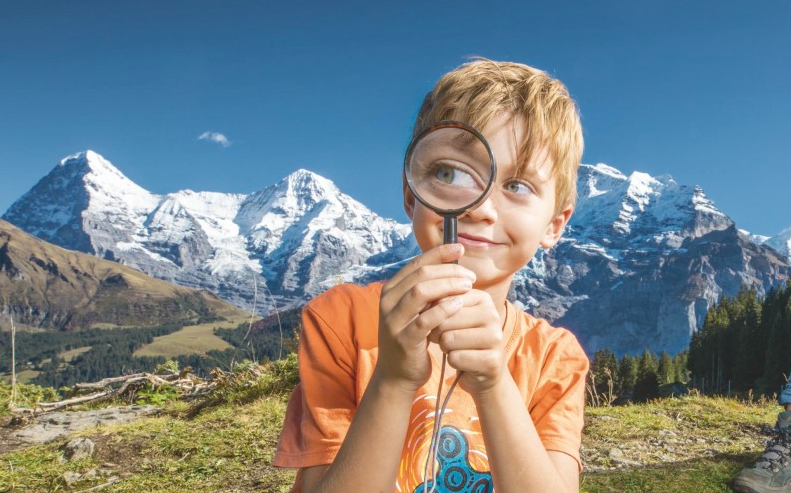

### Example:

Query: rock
xmin=62 ymin=471 xmax=83 ymax=486
xmin=608 ymin=447 xmax=642 ymax=467
xmin=62 ymin=437 xmax=95 ymax=461
xmin=10 ymin=405 xmax=158 ymax=445
xmin=61 ymin=469 xmax=99 ymax=487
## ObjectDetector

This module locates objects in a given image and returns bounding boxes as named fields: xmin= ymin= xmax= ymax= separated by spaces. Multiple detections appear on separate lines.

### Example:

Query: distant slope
xmin=0 ymin=219 xmax=246 ymax=331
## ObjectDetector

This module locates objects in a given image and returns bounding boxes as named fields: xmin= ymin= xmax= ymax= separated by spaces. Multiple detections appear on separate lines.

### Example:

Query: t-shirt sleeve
xmin=273 ymin=298 xmax=359 ymax=468
xmin=528 ymin=329 xmax=589 ymax=470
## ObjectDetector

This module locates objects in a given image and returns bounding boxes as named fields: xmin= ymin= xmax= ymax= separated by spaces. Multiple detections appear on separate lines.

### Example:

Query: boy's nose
xmin=464 ymin=194 xmax=498 ymax=223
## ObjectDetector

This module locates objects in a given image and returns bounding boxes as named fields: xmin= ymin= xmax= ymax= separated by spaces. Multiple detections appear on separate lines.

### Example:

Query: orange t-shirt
xmin=274 ymin=282 xmax=589 ymax=492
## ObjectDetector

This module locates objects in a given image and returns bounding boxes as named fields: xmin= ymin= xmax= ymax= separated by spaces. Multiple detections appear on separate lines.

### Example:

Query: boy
xmin=274 ymin=59 xmax=589 ymax=493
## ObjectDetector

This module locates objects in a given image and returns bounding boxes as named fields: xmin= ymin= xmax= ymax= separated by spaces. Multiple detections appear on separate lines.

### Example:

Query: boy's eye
xmin=434 ymin=164 xmax=477 ymax=189
xmin=505 ymin=180 xmax=533 ymax=195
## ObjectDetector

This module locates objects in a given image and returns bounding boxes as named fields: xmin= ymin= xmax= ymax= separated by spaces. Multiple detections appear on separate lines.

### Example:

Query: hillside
xmin=0 ymin=365 xmax=779 ymax=493
xmin=0 ymin=218 xmax=246 ymax=331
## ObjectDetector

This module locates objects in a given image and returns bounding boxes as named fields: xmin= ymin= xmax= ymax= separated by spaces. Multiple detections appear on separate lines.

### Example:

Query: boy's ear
xmin=402 ymin=173 xmax=416 ymax=219
xmin=540 ymin=204 xmax=573 ymax=249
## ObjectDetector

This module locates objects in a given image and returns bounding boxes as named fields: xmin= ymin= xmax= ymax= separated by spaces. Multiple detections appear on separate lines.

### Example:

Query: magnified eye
xmin=434 ymin=163 xmax=478 ymax=189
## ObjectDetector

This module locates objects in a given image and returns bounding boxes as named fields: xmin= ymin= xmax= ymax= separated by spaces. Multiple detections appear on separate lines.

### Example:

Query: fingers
xmin=403 ymin=296 xmax=465 ymax=343
xmin=431 ymin=290 xmax=504 ymax=374
xmin=436 ymin=323 xmax=504 ymax=353
xmin=433 ymin=290 xmax=499 ymax=335
xmin=446 ymin=349 xmax=503 ymax=378
xmin=384 ymin=243 xmax=467 ymax=291
xmin=380 ymin=246 xmax=476 ymax=330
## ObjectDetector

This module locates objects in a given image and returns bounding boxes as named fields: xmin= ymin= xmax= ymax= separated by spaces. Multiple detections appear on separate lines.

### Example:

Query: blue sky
xmin=1 ymin=1 xmax=789 ymax=237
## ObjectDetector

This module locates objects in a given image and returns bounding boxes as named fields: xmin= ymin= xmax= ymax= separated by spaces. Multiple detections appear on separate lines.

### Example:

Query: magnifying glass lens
xmin=405 ymin=125 xmax=494 ymax=214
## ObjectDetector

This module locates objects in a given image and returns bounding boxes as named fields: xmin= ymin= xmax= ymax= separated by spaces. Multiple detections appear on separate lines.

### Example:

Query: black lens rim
xmin=404 ymin=120 xmax=497 ymax=217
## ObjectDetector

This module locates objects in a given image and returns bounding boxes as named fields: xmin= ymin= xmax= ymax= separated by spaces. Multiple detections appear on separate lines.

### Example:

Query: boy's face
xmin=403 ymin=113 xmax=573 ymax=292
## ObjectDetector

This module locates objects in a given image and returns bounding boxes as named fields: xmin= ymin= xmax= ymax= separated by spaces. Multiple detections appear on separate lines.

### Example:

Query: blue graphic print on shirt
xmin=413 ymin=425 xmax=493 ymax=493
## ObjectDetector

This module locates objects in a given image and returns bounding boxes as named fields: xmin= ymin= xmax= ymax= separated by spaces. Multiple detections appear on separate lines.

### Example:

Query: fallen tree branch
xmin=10 ymin=371 xmax=207 ymax=415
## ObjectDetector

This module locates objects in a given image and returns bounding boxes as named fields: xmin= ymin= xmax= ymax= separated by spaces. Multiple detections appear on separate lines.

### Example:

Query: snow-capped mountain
xmin=3 ymin=151 xmax=417 ymax=309
xmin=765 ymin=226 xmax=791 ymax=258
xmin=511 ymin=164 xmax=789 ymax=355
xmin=739 ymin=229 xmax=771 ymax=246
xmin=4 ymin=150 xmax=160 ymax=257
xmin=4 ymin=152 xmax=788 ymax=355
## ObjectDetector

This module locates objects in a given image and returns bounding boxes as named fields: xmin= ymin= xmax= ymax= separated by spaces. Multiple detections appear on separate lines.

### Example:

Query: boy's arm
xmin=475 ymin=375 xmax=579 ymax=493
xmin=300 ymin=370 xmax=417 ymax=492
xmin=300 ymin=244 xmax=476 ymax=492
xmin=434 ymin=290 xmax=585 ymax=493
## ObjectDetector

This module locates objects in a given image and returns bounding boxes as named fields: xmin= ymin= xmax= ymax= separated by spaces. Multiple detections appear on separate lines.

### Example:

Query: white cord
xmin=422 ymin=353 xmax=462 ymax=493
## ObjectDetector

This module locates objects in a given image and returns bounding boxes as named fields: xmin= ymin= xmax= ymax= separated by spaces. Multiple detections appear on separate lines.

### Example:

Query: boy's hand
xmin=431 ymin=289 xmax=506 ymax=395
xmin=377 ymin=243 xmax=476 ymax=393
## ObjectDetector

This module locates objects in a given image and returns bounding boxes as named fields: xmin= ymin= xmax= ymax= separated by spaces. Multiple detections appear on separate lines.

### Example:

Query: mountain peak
xmin=279 ymin=168 xmax=337 ymax=195
xmin=59 ymin=149 xmax=125 ymax=178
xmin=2 ymin=151 xmax=159 ymax=253
xmin=587 ymin=163 xmax=626 ymax=179
xmin=59 ymin=149 xmax=98 ymax=166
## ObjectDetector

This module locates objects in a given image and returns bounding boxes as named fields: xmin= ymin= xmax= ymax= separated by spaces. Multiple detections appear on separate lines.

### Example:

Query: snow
xmin=765 ymin=226 xmax=791 ymax=258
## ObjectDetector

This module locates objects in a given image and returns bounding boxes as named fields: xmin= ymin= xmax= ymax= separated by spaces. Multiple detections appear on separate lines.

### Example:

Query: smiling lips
xmin=457 ymin=233 xmax=498 ymax=248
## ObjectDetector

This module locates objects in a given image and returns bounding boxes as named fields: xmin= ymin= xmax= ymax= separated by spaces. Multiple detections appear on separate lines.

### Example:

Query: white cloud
xmin=198 ymin=131 xmax=231 ymax=148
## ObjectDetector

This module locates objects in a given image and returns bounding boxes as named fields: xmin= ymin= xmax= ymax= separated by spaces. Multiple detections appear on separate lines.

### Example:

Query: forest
xmin=688 ymin=280 xmax=791 ymax=396
xmin=587 ymin=279 xmax=791 ymax=405
xmin=1 ymin=310 xmax=300 ymax=389
xmin=5 ymin=280 xmax=790 ymax=403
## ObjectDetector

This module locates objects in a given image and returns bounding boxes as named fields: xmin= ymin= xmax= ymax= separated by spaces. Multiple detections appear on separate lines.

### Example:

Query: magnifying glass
xmin=403 ymin=121 xmax=497 ymax=493
xmin=404 ymin=121 xmax=497 ymax=249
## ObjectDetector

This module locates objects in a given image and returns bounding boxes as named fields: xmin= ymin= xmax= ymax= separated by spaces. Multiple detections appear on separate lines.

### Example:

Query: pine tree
xmin=673 ymin=350 xmax=689 ymax=383
xmin=657 ymin=351 xmax=675 ymax=385
xmin=633 ymin=349 xmax=660 ymax=402
xmin=616 ymin=354 xmax=638 ymax=399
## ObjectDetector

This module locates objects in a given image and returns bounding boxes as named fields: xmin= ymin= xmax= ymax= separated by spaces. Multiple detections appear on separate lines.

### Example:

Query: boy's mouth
xmin=457 ymin=233 xmax=496 ymax=248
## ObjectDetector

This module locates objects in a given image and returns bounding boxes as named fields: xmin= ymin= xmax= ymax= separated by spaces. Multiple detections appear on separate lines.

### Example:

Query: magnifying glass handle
xmin=443 ymin=216 xmax=458 ymax=265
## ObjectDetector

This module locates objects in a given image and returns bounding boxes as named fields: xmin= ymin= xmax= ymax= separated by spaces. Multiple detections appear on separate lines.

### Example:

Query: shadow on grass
xmin=581 ymin=451 xmax=757 ymax=493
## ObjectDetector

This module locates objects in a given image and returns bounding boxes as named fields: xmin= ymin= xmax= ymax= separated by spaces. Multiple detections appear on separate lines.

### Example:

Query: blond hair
xmin=413 ymin=59 xmax=583 ymax=213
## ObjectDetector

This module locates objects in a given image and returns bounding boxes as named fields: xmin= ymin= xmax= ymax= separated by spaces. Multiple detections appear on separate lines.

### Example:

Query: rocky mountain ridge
xmin=3 ymin=151 xmax=789 ymax=354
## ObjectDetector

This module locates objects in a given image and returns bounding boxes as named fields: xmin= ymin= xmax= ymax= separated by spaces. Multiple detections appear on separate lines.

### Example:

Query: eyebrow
xmin=513 ymin=147 xmax=554 ymax=184
xmin=507 ymin=163 xmax=550 ymax=183
xmin=450 ymin=131 xmax=480 ymax=150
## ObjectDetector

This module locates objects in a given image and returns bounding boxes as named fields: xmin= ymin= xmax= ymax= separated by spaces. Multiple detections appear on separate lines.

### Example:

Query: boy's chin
xmin=459 ymin=258 xmax=519 ymax=285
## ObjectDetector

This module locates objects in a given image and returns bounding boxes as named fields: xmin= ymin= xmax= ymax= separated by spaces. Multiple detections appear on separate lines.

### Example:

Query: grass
xmin=0 ymin=368 xmax=780 ymax=493
xmin=0 ymin=357 xmax=298 ymax=492
xmin=133 ymin=316 xmax=252 ymax=358
xmin=0 ymin=380 xmax=59 ymax=417
xmin=580 ymin=455 xmax=751 ymax=493
xmin=0 ymin=398 xmax=296 ymax=493
xmin=59 ymin=346 xmax=93 ymax=362
xmin=580 ymin=393 xmax=776 ymax=492
xmin=0 ymin=369 xmax=41 ymax=385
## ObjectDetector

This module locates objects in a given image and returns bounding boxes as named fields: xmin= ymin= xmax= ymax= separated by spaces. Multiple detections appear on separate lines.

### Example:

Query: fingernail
xmin=450 ymin=243 xmax=463 ymax=254
xmin=464 ymin=270 xmax=477 ymax=282
xmin=460 ymin=278 xmax=473 ymax=289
